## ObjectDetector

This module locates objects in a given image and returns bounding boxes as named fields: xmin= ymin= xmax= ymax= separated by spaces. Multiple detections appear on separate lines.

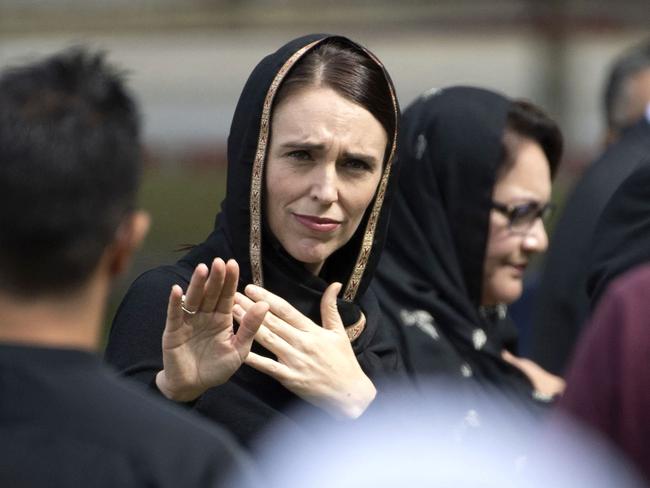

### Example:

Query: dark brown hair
xmin=274 ymin=39 xmax=395 ymax=147
xmin=501 ymin=99 xmax=563 ymax=178
xmin=0 ymin=47 xmax=140 ymax=297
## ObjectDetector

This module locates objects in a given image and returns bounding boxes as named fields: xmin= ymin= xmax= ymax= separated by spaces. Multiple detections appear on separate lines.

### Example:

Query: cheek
xmin=484 ymin=221 xmax=516 ymax=261
xmin=346 ymin=174 xmax=382 ymax=220
xmin=265 ymin=164 xmax=300 ymax=209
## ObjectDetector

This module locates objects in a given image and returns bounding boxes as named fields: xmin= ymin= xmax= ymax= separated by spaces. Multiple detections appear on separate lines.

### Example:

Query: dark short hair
xmin=0 ymin=47 xmax=141 ymax=297
xmin=604 ymin=38 xmax=650 ymax=134
xmin=273 ymin=39 xmax=395 ymax=149
xmin=501 ymin=99 xmax=563 ymax=178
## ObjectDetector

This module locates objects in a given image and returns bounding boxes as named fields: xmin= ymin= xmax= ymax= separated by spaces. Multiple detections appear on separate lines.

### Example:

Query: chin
xmin=500 ymin=287 xmax=523 ymax=305
xmin=485 ymin=280 xmax=523 ymax=305
xmin=286 ymin=244 xmax=330 ymax=267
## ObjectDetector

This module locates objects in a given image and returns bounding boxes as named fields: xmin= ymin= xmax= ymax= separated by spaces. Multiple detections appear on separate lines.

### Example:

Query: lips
xmin=293 ymin=213 xmax=342 ymax=232
xmin=509 ymin=263 xmax=527 ymax=274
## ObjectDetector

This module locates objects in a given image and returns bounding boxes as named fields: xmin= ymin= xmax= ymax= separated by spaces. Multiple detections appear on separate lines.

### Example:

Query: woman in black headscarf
xmin=105 ymin=34 xmax=401 ymax=447
xmin=372 ymin=86 xmax=564 ymax=407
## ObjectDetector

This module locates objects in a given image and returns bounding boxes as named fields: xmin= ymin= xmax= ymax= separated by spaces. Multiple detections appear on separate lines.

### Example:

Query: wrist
xmin=155 ymin=370 xmax=203 ymax=403
xmin=333 ymin=377 xmax=377 ymax=420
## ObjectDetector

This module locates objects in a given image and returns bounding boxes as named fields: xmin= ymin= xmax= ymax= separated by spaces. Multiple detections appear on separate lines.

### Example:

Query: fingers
xmin=232 ymin=302 xmax=293 ymax=357
xmin=165 ymin=285 xmax=185 ymax=332
xmin=501 ymin=349 xmax=516 ymax=363
xmin=321 ymin=282 xmax=344 ymax=331
xmin=183 ymin=263 xmax=209 ymax=313
xmin=235 ymin=292 xmax=301 ymax=343
xmin=199 ymin=258 xmax=226 ymax=312
xmin=215 ymin=259 xmax=239 ymax=314
xmin=245 ymin=352 xmax=292 ymax=380
xmin=245 ymin=284 xmax=312 ymax=331
xmin=233 ymin=301 xmax=269 ymax=355
xmin=183 ymin=259 xmax=239 ymax=316
xmin=502 ymin=349 xmax=529 ymax=369
xmin=501 ymin=349 xmax=528 ymax=372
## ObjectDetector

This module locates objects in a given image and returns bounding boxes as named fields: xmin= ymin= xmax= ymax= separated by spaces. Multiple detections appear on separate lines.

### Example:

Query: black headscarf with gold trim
xmin=182 ymin=33 xmax=399 ymax=334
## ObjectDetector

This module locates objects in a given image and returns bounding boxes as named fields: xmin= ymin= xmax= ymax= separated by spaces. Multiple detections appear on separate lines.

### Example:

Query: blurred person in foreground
xmin=556 ymin=161 xmax=650 ymax=484
xmin=248 ymin=384 xmax=645 ymax=487
xmin=372 ymin=86 xmax=565 ymax=411
xmin=531 ymin=38 xmax=650 ymax=375
xmin=0 ymin=48 xmax=257 ymax=487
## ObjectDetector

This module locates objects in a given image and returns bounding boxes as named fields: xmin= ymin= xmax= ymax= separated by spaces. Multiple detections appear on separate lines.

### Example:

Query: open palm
xmin=156 ymin=258 xmax=268 ymax=402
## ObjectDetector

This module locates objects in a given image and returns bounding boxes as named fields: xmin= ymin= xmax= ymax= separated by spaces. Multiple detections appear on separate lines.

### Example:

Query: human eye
xmin=510 ymin=202 xmax=540 ymax=226
xmin=341 ymin=158 xmax=373 ymax=172
xmin=286 ymin=149 xmax=312 ymax=161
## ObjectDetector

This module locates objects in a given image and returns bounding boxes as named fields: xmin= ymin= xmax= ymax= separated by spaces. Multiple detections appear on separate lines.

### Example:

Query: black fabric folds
xmin=530 ymin=117 xmax=650 ymax=374
xmin=586 ymin=159 xmax=650 ymax=306
xmin=372 ymin=86 xmax=539 ymax=408
xmin=0 ymin=345 xmax=256 ymax=488
xmin=105 ymin=33 xmax=402 ymax=448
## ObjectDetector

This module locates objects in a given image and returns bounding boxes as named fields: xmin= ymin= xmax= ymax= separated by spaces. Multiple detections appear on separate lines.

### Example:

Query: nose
xmin=522 ymin=218 xmax=548 ymax=253
xmin=309 ymin=163 xmax=338 ymax=204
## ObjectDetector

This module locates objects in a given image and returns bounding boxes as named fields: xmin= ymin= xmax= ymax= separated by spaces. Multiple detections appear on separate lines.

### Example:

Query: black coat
xmin=530 ymin=118 xmax=650 ymax=374
xmin=105 ymin=34 xmax=403 ymax=449
xmin=0 ymin=345 xmax=254 ymax=488
xmin=587 ymin=160 xmax=650 ymax=305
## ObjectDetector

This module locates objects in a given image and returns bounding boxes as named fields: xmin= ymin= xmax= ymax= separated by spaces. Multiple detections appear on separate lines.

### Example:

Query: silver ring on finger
xmin=180 ymin=294 xmax=198 ymax=315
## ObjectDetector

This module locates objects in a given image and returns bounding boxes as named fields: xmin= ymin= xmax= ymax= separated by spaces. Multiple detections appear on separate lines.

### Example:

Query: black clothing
xmin=0 ymin=344 xmax=255 ymax=488
xmin=106 ymin=34 xmax=402 ymax=448
xmin=372 ymin=87 xmax=541 ymax=408
xmin=530 ymin=118 xmax=650 ymax=374
xmin=586 ymin=160 xmax=650 ymax=305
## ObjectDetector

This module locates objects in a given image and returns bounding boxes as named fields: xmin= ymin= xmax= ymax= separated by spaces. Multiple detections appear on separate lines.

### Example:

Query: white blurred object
xmin=249 ymin=383 xmax=645 ymax=488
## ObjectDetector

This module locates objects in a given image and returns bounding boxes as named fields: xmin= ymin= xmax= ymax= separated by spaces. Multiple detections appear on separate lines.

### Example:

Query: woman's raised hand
xmin=233 ymin=282 xmax=376 ymax=419
xmin=155 ymin=258 xmax=268 ymax=402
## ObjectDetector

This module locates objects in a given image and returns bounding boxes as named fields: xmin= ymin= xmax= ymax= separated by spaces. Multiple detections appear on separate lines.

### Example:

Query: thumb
xmin=234 ymin=301 xmax=269 ymax=357
xmin=321 ymin=282 xmax=344 ymax=331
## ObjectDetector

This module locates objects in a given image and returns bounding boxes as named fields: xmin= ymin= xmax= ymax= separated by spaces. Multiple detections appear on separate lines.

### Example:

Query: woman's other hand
xmin=155 ymin=258 xmax=268 ymax=402
xmin=502 ymin=349 xmax=566 ymax=399
xmin=233 ymin=282 xmax=376 ymax=419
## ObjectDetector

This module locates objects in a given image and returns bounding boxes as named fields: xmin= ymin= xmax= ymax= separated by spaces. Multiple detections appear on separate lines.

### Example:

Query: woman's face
xmin=265 ymin=86 xmax=387 ymax=275
xmin=482 ymin=136 xmax=551 ymax=305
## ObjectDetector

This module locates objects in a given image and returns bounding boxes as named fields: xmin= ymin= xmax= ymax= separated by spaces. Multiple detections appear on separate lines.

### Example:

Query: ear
xmin=106 ymin=210 xmax=150 ymax=277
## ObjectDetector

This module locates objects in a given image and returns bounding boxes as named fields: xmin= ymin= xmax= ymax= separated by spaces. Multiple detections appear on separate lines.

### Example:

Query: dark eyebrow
xmin=280 ymin=141 xmax=326 ymax=151
xmin=280 ymin=141 xmax=380 ymax=163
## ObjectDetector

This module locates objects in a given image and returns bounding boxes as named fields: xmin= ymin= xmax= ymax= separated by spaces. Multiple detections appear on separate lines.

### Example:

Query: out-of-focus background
xmin=1 ymin=0 xmax=648 ymax=338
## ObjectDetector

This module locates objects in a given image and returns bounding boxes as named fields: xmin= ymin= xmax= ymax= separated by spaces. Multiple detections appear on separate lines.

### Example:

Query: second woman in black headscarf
xmin=372 ymin=86 xmax=564 ymax=409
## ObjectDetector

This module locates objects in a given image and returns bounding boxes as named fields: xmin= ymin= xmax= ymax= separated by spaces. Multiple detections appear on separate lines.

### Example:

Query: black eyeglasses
xmin=491 ymin=200 xmax=555 ymax=233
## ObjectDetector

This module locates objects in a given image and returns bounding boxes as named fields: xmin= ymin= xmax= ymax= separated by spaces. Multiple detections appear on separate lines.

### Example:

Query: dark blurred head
xmin=501 ymin=99 xmax=563 ymax=179
xmin=0 ymin=47 xmax=141 ymax=297
xmin=274 ymin=38 xmax=396 ymax=154
xmin=604 ymin=38 xmax=650 ymax=141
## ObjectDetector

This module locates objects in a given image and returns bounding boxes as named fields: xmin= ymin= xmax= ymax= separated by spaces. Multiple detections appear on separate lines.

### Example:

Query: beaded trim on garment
xmin=342 ymin=52 xmax=398 ymax=302
xmin=249 ymin=40 xmax=321 ymax=288
xmin=345 ymin=312 xmax=366 ymax=342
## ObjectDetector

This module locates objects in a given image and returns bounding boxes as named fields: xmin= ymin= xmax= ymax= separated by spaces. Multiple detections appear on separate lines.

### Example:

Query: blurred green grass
xmin=103 ymin=166 xmax=227 ymax=348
